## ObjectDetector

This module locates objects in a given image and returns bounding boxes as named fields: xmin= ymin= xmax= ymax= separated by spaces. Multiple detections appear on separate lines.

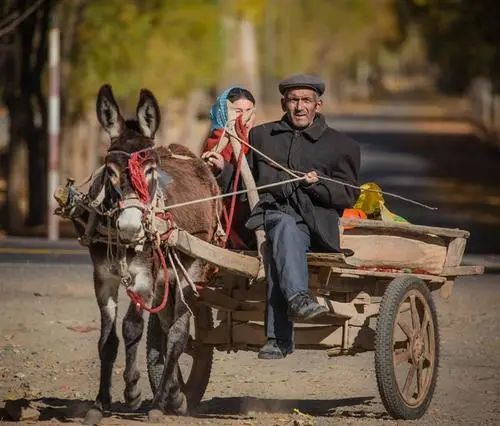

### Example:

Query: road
xmin=0 ymin=264 xmax=498 ymax=425
xmin=329 ymin=109 xmax=500 ymax=255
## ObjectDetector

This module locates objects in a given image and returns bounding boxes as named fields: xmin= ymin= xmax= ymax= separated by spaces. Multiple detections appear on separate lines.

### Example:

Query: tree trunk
xmin=1 ymin=0 xmax=52 ymax=232
xmin=6 ymin=127 xmax=27 ymax=234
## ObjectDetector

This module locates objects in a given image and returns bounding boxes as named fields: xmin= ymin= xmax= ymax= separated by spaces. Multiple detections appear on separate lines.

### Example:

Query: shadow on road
xmin=197 ymin=395 xmax=385 ymax=419
xmin=1 ymin=395 xmax=386 ymax=422
xmin=1 ymin=397 xmax=149 ymax=423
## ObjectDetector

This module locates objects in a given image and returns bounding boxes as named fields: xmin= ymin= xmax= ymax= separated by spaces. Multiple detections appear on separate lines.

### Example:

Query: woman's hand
xmin=201 ymin=151 xmax=225 ymax=174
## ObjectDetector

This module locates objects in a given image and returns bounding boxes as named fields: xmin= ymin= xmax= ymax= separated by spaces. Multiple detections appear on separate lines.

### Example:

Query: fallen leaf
xmin=66 ymin=325 xmax=99 ymax=333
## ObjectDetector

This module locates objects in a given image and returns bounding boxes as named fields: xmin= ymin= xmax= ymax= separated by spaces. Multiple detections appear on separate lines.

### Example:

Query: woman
xmin=203 ymin=87 xmax=256 ymax=161
xmin=201 ymin=87 xmax=256 ymax=249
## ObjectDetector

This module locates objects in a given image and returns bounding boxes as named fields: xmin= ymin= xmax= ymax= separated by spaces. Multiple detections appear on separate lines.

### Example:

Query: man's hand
xmin=201 ymin=151 xmax=225 ymax=174
xmin=303 ymin=170 xmax=319 ymax=185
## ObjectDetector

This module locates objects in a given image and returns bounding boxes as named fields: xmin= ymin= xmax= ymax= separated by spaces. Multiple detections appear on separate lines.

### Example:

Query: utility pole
xmin=47 ymin=17 xmax=60 ymax=240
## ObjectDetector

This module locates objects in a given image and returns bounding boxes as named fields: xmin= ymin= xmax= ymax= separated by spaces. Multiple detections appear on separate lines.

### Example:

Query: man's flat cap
xmin=278 ymin=74 xmax=325 ymax=95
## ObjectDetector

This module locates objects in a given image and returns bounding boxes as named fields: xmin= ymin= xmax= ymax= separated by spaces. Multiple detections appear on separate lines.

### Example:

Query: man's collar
xmin=271 ymin=113 xmax=327 ymax=141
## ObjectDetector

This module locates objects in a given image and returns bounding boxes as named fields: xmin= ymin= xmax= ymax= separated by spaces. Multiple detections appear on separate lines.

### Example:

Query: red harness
xmin=123 ymin=149 xmax=174 ymax=313
xmin=128 ymin=150 xmax=152 ymax=204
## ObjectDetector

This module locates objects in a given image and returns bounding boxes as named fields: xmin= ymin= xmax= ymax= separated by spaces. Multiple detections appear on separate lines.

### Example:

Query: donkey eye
xmin=145 ymin=167 xmax=156 ymax=176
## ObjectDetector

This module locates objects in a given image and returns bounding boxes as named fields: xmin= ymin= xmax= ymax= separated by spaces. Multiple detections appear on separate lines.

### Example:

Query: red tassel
xmin=128 ymin=151 xmax=150 ymax=203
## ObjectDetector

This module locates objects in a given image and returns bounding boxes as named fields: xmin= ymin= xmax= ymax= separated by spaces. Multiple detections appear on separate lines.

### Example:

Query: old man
xmin=210 ymin=74 xmax=360 ymax=359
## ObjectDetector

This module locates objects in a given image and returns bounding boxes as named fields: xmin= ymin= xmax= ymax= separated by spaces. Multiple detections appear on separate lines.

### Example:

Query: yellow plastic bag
xmin=354 ymin=182 xmax=408 ymax=223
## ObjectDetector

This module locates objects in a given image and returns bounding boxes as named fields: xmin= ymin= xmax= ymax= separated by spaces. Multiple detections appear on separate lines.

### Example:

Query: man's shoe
xmin=287 ymin=292 xmax=329 ymax=321
xmin=258 ymin=338 xmax=294 ymax=360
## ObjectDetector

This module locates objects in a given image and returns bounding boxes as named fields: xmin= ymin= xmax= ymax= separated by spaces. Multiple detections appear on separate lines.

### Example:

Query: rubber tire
xmin=375 ymin=275 xmax=439 ymax=420
xmin=146 ymin=304 xmax=214 ymax=411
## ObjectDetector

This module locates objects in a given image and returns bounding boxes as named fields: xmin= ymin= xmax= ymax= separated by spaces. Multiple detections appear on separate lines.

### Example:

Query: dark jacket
xmin=218 ymin=114 xmax=360 ymax=252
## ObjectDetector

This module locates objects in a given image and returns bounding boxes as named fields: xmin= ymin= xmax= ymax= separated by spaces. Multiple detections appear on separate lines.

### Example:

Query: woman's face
xmin=232 ymin=98 xmax=256 ymax=129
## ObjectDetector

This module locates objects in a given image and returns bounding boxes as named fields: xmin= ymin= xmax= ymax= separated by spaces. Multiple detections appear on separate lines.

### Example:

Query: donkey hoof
xmin=147 ymin=408 xmax=164 ymax=423
xmin=82 ymin=407 xmax=103 ymax=425
xmin=170 ymin=392 xmax=188 ymax=416
xmin=125 ymin=389 xmax=142 ymax=411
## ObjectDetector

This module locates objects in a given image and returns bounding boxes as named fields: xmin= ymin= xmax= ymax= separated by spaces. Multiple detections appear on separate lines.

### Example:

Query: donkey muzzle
xmin=116 ymin=198 xmax=146 ymax=243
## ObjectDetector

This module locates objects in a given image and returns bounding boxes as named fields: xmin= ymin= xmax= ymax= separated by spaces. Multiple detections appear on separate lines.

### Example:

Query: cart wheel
xmin=146 ymin=304 xmax=213 ymax=411
xmin=375 ymin=275 xmax=439 ymax=419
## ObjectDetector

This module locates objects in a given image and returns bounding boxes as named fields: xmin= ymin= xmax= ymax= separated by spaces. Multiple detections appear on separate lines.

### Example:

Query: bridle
xmin=55 ymin=144 xmax=217 ymax=312
xmin=66 ymin=146 xmax=173 ymax=249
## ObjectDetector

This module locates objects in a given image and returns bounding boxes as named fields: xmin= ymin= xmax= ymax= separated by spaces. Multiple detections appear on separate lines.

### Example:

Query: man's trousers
xmin=263 ymin=210 xmax=311 ymax=341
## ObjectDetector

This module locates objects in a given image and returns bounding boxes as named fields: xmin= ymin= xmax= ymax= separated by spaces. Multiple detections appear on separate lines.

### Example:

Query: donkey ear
xmin=96 ymin=84 xmax=125 ymax=138
xmin=136 ymin=89 xmax=161 ymax=139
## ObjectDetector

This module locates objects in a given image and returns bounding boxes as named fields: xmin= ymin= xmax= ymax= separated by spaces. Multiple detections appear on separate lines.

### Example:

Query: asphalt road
xmin=330 ymin=114 xmax=500 ymax=255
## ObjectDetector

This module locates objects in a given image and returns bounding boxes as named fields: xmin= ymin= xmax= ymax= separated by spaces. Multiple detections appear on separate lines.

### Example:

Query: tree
xmin=69 ymin=0 xmax=221 ymax=115
xmin=395 ymin=0 xmax=500 ymax=93
xmin=257 ymin=0 xmax=399 ymax=101
xmin=0 ymin=0 xmax=54 ymax=232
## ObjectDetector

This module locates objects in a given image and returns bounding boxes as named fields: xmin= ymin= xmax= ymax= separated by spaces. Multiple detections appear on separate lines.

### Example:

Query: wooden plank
xmin=340 ymin=218 xmax=470 ymax=238
xmin=212 ymin=294 xmax=356 ymax=320
xmin=201 ymin=322 xmax=343 ymax=347
xmin=232 ymin=281 xmax=266 ymax=301
xmin=306 ymin=252 xmax=352 ymax=268
xmin=440 ymin=280 xmax=454 ymax=299
xmin=198 ymin=287 xmax=262 ymax=311
xmin=324 ymin=267 xmax=447 ymax=283
xmin=317 ymin=297 xmax=357 ymax=318
xmin=167 ymin=229 xmax=260 ymax=278
xmin=218 ymin=310 xmax=347 ymax=325
xmin=216 ymin=310 xmax=263 ymax=322
xmin=342 ymin=234 xmax=447 ymax=274
xmin=443 ymin=237 xmax=467 ymax=268
xmin=229 ymin=138 xmax=267 ymax=275
xmin=441 ymin=265 xmax=484 ymax=276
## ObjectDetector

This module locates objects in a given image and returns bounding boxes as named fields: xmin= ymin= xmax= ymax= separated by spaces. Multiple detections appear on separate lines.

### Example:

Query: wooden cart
xmin=146 ymin=217 xmax=483 ymax=420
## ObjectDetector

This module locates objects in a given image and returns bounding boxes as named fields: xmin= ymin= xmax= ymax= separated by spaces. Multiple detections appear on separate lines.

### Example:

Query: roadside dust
xmin=0 ymin=265 xmax=498 ymax=425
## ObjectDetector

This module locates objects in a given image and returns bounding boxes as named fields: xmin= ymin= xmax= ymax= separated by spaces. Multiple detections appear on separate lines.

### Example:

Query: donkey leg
xmin=155 ymin=306 xmax=191 ymax=415
xmin=122 ymin=259 xmax=154 ymax=410
xmin=153 ymin=270 xmax=198 ymax=415
xmin=122 ymin=300 xmax=146 ymax=410
xmin=84 ymin=271 xmax=119 ymax=425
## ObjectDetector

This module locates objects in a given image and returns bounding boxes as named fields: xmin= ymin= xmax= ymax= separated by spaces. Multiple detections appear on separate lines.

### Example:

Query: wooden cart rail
xmin=168 ymin=221 xmax=482 ymax=281
xmin=340 ymin=217 xmax=470 ymax=238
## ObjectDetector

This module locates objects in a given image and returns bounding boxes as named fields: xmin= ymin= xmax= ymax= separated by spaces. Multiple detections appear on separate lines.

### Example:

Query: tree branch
xmin=0 ymin=0 xmax=46 ymax=39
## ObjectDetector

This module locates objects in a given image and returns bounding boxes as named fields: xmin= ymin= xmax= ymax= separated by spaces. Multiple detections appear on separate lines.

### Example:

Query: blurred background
xmin=0 ymin=0 xmax=499 ymax=256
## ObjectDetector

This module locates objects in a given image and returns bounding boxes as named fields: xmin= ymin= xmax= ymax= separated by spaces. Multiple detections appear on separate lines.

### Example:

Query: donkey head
xmin=96 ymin=84 xmax=162 ymax=244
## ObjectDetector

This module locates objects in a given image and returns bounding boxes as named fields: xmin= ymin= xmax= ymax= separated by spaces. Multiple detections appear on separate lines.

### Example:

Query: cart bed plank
xmin=341 ymin=218 xmax=470 ymax=238
xmin=325 ymin=266 xmax=447 ymax=283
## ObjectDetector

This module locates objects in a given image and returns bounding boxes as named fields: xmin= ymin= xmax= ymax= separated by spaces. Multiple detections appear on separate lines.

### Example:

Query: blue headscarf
xmin=209 ymin=86 xmax=237 ymax=131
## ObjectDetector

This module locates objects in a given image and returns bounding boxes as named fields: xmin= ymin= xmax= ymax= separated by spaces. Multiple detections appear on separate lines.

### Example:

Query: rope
xmin=163 ymin=176 xmax=306 ymax=210
xmin=167 ymin=249 xmax=193 ymax=316
xmin=223 ymin=141 xmax=245 ymax=247
xmin=224 ymin=128 xmax=437 ymax=211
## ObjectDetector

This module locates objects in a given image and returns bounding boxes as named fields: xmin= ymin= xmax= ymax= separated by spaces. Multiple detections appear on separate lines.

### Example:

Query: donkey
xmin=83 ymin=85 xmax=220 ymax=424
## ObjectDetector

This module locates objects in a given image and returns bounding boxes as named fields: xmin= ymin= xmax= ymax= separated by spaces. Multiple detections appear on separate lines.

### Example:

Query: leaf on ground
xmin=66 ymin=325 xmax=99 ymax=333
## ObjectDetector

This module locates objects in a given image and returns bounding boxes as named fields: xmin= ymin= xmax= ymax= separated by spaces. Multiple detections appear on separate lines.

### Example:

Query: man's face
xmin=281 ymin=88 xmax=322 ymax=129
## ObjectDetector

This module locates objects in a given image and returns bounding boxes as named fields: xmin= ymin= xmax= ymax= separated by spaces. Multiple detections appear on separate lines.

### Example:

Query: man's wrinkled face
xmin=281 ymin=88 xmax=322 ymax=129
